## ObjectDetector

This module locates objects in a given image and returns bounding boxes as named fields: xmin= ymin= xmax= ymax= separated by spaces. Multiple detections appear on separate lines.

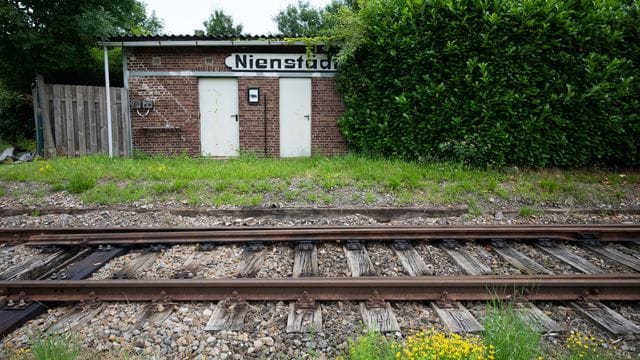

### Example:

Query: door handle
xmin=231 ymin=114 xmax=239 ymax=122
xmin=304 ymin=115 xmax=310 ymax=121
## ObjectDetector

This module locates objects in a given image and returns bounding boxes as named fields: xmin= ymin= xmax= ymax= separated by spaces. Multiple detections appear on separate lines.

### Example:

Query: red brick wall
xmin=127 ymin=47 xmax=347 ymax=157
xmin=238 ymin=78 xmax=280 ymax=156
xmin=312 ymin=78 xmax=348 ymax=156
xmin=129 ymin=76 xmax=200 ymax=156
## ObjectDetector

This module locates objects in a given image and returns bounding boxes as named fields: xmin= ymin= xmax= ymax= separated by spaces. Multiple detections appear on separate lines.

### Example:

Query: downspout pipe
xmin=104 ymin=45 xmax=114 ymax=157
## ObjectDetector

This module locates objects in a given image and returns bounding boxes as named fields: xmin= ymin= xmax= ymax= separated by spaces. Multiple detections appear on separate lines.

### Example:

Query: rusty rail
xmin=2 ymin=274 xmax=639 ymax=302
xmin=2 ymin=225 xmax=640 ymax=246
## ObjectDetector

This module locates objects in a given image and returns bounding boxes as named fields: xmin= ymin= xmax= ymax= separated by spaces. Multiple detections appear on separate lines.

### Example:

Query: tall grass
xmin=482 ymin=301 xmax=543 ymax=360
xmin=29 ymin=333 xmax=80 ymax=360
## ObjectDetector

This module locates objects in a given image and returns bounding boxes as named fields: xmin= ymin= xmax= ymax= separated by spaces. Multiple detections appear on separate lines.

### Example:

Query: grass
xmin=345 ymin=329 xmax=395 ymax=360
xmin=518 ymin=205 xmax=544 ymax=218
xmin=482 ymin=301 xmax=543 ymax=360
xmin=22 ymin=333 xmax=80 ymax=360
xmin=0 ymin=185 xmax=5 ymax=196
xmin=0 ymin=154 xmax=637 ymax=209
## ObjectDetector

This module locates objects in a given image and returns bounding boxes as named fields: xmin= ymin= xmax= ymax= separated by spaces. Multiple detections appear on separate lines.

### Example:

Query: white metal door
xmin=199 ymin=79 xmax=239 ymax=156
xmin=280 ymin=78 xmax=311 ymax=157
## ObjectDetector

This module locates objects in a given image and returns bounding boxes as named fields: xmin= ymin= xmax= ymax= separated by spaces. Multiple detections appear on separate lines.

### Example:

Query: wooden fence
xmin=33 ymin=82 xmax=131 ymax=157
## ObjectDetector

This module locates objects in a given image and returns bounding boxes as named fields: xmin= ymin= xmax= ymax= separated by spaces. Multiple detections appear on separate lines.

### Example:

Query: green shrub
xmin=0 ymin=83 xmax=33 ymax=143
xmin=336 ymin=0 xmax=640 ymax=168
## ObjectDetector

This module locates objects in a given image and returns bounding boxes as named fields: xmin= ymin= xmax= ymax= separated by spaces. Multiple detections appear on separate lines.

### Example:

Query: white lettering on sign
xmin=224 ymin=53 xmax=337 ymax=72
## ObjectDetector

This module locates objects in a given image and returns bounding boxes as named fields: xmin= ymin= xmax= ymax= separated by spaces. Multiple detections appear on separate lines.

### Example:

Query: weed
xmin=562 ymin=332 xmax=621 ymax=360
xmin=363 ymin=192 xmax=377 ymax=205
xmin=49 ymin=182 xmax=65 ymax=192
xmin=347 ymin=329 xmax=395 ymax=360
xmin=29 ymin=333 xmax=80 ymax=360
xmin=0 ymin=186 xmax=5 ymax=197
xmin=249 ymin=194 xmax=263 ymax=206
xmin=482 ymin=301 xmax=542 ymax=360
xmin=151 ymin=180 xmax=187 ymax=195
xmin=518 ymin=206 xmax=543 ymax=218
xmin=467 ymin=197 xmax=482 ymax=217
xmin=283 ymin=190 xmax=298 ymax=201
xmin=66 ymin=174 xmax=97 ymax=194
xmin=320 ymin=194 xmax=333 ymax=205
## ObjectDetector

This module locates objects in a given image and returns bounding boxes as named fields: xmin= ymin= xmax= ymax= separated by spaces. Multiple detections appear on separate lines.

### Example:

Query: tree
xmin=0 ymin=0 xmax=162 ymax=147
xmin=274 ymin=0 xmax=355 ymax=37
xmin=201 ymin=10 xmax=243 ymax=37
xmin=274 ymin=1 xmax=323 ymax=36
xmin=0 ymin=0 xmax=161 ymax=91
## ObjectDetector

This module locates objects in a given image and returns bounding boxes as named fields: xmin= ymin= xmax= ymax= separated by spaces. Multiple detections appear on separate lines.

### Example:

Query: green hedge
xmin=336 ymin=0 xmax=640 ymax=167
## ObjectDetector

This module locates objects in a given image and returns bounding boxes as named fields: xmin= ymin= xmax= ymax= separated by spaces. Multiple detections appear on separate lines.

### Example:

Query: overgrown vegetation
xmin=346 ymin=329 xmax=395 ymax=360
xmin=335 ymin=0 xmax=640 ymax=168
xmin=342 ymin=304 xmax=627 ymax=360
xmin=5 ymin=333 xmax=147 ymax=360
xmin=0 ymin=155 xmax=637 ymax=208
xmin=24 ymin=333 xmax=79 ymax=360
xmin=482 ymin=302 xmax=542 ymax=360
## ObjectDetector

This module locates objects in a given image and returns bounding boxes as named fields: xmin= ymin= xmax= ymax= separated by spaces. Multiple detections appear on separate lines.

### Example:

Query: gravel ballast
xmin=1 ymin=208 xmax=639 ymax=359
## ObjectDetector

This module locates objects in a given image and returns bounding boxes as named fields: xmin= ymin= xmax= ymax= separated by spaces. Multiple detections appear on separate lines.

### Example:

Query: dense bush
xmin=0 ymin=83 xmax=33 ymax=144
xmin=336 ymin=0 xmax=640 ymax=167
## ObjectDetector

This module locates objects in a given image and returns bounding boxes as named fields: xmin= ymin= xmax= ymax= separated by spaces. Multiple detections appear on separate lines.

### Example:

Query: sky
xmin=143 ymin=0 xmax=333 ymax=35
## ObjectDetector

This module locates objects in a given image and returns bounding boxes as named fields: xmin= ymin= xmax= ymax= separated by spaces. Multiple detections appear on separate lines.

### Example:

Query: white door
xmin=199 ymin=79 xmax=239 ymax=156
xmin=280 ymin=78 xmax=311 ymax=157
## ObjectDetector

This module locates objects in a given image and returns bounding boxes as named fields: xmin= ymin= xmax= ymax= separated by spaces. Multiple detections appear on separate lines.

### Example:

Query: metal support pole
xmin=104 ymin=46 xmax=114 ymax=157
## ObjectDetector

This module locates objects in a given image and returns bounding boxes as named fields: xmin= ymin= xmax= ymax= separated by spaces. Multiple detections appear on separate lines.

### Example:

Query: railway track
xmin=1 ymin=225 xmax=639 ymax=357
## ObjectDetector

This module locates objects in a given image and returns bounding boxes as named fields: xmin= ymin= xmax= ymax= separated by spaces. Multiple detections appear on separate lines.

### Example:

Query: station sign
xmin=225 ymin=53 xmax=337 ymax=72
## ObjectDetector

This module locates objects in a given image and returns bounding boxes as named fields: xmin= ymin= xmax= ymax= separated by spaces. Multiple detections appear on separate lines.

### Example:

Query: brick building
xmin=101 ymin=35 xmax=347 ymax=157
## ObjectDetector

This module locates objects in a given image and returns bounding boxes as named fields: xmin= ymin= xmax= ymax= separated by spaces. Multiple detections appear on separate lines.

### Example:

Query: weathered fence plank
xmin=52 ymin=86 xmax=63 ymax=153
xmin=98 ymin=86 xmax=108 ymax=153
xmin=64 ymin=85 xmax=75 ymax=156
xmin=35 ymin=83 xmax=130 ymax=157
xmin=87 ymin=86 xmax=98 ymax=154
xmin=76 ymin=87 xmax=86 ymax=156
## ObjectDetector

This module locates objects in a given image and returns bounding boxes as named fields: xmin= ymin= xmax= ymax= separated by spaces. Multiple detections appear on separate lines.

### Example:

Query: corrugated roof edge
xmin=98 ymin=34 xmax=331 ymax=47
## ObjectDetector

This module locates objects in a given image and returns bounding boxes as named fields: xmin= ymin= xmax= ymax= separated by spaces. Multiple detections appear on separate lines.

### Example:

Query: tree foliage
xmin=274 ymin=0 xmax=355 ymax=37
xmin=0 ymin=0 xmax=161 ymax=91
xmin=336 ymin=0 xmax=640 ymax=168
xmin=201 ymin=9 xmax=243 ymax=37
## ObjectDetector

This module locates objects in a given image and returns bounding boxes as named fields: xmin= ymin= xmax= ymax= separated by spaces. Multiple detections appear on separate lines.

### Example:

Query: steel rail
xmin=3 ymin=225 xmax=640 ymax=246
xmin=2 ymin=275 xmax=639 ymax=302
